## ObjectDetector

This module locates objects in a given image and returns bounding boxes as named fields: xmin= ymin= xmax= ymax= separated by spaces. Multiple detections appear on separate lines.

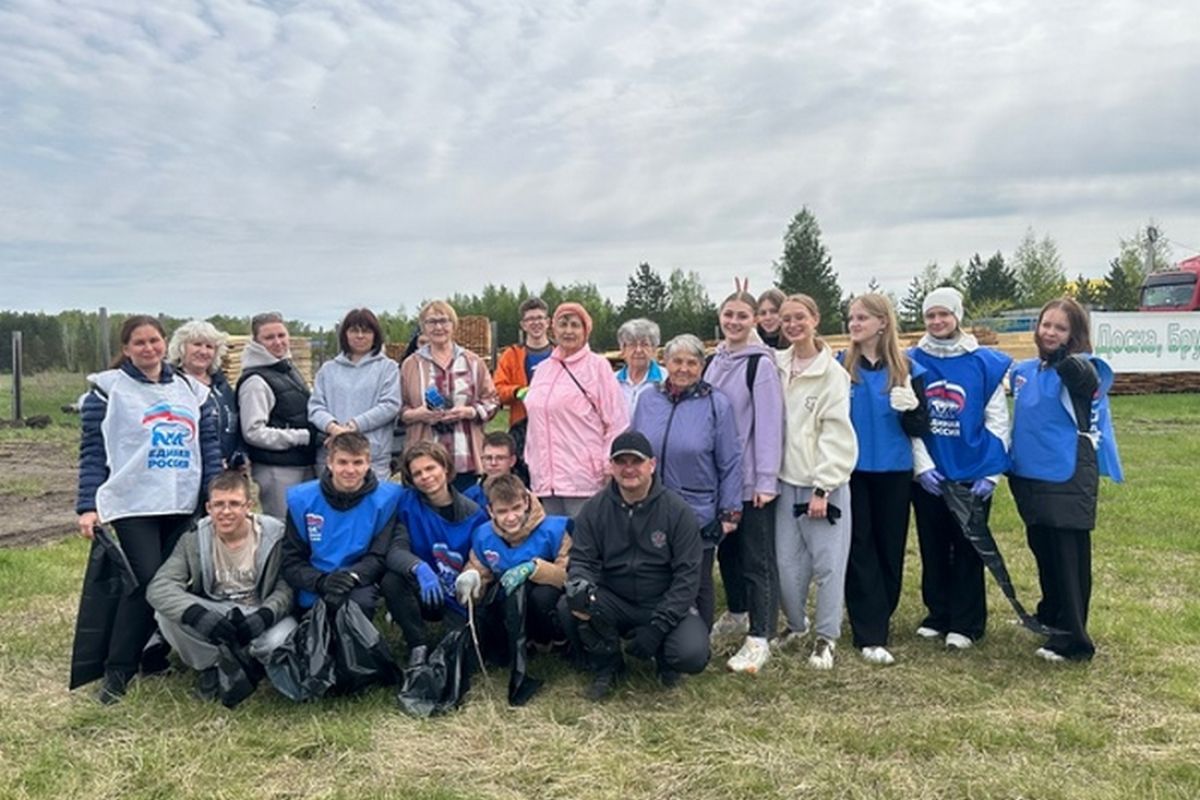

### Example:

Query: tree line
xmin=1 ymin=210 xmax=1180 ymax=373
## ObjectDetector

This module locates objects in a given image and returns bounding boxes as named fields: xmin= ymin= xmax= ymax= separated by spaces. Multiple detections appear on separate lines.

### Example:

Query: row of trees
xmin=1 ymin=211 xmax=1184 ymax=372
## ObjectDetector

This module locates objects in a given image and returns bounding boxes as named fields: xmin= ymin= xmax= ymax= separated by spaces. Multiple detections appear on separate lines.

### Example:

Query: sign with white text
xmin=1091 ymin=312 xmax=1200 ymax=372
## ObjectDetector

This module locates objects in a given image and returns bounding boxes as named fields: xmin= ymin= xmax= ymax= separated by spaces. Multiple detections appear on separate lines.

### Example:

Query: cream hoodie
xmin=774 ymin=345 xmax=858 ymax=492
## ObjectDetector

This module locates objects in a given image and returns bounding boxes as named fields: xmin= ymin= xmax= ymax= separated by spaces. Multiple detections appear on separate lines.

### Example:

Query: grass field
xmin=1 ymin=392 xmax=1198 ymax=799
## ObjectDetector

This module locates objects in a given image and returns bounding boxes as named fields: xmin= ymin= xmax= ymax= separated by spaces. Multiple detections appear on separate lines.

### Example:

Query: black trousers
xmin=557 ymin=588 xmax=710 ymax=675
xmin=913 ymin=487 xmax=988 ymax=641
xmin=478 ymin=582 xmax=564 ymax=652
xmin=380 ymin=569 xmax=465 ymax=653
xmin=1027 ymin=525 xmax=1095 ymax=660
xmin=846 ymin=471 xmax=912 ymax=647
xmin=697 ymin=548 xmax=716 ymax=630
xmin=716 ymin=499 xmax=778 ymax=638
xmin=108 ymin=514 xmax=192 ymax=676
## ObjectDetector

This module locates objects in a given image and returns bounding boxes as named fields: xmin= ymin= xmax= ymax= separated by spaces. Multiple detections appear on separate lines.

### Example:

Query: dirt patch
xmin=0 ymin=440 xmax=77 ymax=548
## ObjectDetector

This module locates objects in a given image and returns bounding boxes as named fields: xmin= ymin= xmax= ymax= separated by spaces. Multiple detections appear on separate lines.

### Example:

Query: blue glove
xmin=413 ymin=562 xmax=444 ymax=610
xmin=500 ymin=561 xmax=536 ymax=593
xmin=917 ymin=469 xmax=945 ymax=497
xmin=970 ymin=478 xmax=996 ymax=499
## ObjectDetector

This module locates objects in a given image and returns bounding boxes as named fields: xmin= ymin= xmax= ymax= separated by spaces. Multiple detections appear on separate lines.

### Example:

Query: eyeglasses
xmin=625 ymin=341 xmax=654 ymax=350
xmin=522 ymin=315 xmax=548 ymax=324
xmin=209 ymin=501 xmax=248 ymax=511
xmin=423 ymin=317 xmax=452 ymax=329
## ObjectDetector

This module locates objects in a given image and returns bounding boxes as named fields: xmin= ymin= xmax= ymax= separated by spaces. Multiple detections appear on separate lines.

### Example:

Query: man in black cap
xmin=559 ymin=431 xmax=710 ymax=700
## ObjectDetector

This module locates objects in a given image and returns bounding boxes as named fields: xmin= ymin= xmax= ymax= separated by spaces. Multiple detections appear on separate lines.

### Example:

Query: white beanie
xmin=922 ymin=287 xmax=964 ymax=320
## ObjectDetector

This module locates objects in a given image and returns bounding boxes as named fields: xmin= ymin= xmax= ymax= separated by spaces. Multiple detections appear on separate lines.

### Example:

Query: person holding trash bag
xmin=1009 ymin=298 xmax=1123 ymax=663
xmin=772 ymin=294 xmax=858 ymax=671
xmin=839 ymin=294 xmax=928 ymax=666
xmin=147 ymin=470 xmax=296 ymax=703
xmin=908 ymin=287 xmax=1012 ymax=650
xmin=74 ymin=314 xmax=222 ymax=704
xmin=455 ymin=474 xmax=573 ymax=704
xmin=380 ymin=440 xmax=489 ymax=668
xmin=559 ymin=431 xmax=710 ymax=701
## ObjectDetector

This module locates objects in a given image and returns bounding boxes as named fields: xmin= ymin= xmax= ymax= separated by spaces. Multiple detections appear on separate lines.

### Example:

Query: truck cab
xmin=1139 ymin=255 xmax=1200 ymax=311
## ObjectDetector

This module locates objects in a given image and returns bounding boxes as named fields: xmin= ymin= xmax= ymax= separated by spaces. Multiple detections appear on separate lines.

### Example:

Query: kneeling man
xmin=560 ymin=431 xmax=710 ymax=700
xmin=147 ymin=470 xmax=297 ymax=701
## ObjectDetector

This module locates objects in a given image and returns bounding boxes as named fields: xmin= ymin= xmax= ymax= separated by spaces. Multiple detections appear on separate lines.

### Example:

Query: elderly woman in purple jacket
xmin=632 ymin=333 xmax=743 ymax=633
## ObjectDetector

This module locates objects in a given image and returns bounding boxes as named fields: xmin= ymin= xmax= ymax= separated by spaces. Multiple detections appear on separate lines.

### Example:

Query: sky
xmin=2 ymin=0 xmax=1198 ymax=326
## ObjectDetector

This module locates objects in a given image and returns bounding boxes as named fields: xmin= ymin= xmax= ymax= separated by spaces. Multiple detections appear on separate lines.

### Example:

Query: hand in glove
xmin=625 ymin=625 xmax=665 ymax=660
xmin=231 ymin=607 xmax=275 ymax=646
xmin=1045 ymin=344 xmax=1070 ymax=366
xmin=565 ymin=577 xmax=596 ymax=615
xmin=500 ymin=561 xmax=536 ymax=594
xmin=889 ymin=380 xmax=920 ymax=412
xmin=455 ymin=570 xmax=482 ymax=605
xmin=917 ymin=469 xmax=945 ymax=497
xmin=970 ymin=478 xmax=996 ymax=499
xmin=183 ymin=604 xmax=239 ymax=646
xmin=317 ymin=570 xmax=358 ymax=606
xmin=413 ymin=562 xmax=444 ymax=610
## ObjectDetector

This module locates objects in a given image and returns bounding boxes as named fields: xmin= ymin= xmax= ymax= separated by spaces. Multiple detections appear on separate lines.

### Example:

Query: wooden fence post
xmin=98 ymin=307 xmax=110 ymax=369
xmin=11 ymin=331 xmax=22 ymax=421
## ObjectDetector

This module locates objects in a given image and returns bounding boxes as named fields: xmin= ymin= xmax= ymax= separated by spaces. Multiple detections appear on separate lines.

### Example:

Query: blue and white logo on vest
xmin=142 ymin=401 xmax=197 ymax=469
xmin=926 ymin=379 xmax=967 ymax=437
xmin=483 ymin=549 xmax=502 ymax=568
xmin=306 ymin=513 xmax=324 ymax=543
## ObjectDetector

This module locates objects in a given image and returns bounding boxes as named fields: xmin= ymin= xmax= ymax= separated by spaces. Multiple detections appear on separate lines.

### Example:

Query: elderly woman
xmin=399 ymin=300 xmax=499 ymax=493
xmin=168 ymin=319 xmax=244 ymax=468
xmin=614 ymin=317 xmax=665 ymax=416
xmin=524 ymin=302 xmax=630 ymax=517
xmin=632 ymin=334 xmax=742 ymax=634
xmin=308 ymin=307 xmax=401 ymax=480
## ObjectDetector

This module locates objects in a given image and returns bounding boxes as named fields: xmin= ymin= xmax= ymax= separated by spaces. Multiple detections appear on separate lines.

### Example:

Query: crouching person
xmin=559 ymin=432 xmax=710 ymax=700
xmin=147 ymin=470 xmax=297 ymax=702
xmin=455 ymin=474 xmax=571 ymax=704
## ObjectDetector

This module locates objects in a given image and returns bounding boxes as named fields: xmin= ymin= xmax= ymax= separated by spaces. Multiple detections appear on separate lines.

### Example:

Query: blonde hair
xmin=780 ymin=293 xmax=824 ymax=352
xmin=167 ymin=319 xmax=229 ymax=375
xmin=419 ymin=300 xmax=459 ymax=330
xmin=844 ymin=294 xmax=909 ymax=390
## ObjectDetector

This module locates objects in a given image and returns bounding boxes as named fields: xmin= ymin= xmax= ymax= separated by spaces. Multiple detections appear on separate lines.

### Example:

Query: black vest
xmin=236 ymin=361 xmax=315 ymax=467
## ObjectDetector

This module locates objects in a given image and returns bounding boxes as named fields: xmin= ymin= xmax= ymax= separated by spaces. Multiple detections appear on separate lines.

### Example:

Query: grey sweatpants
xmin=156 ymin=598 xmax=297 ymax=671
xmin=252 ymin=463 xmax=315 ymax=521
xmin=774 ymin=481 xmax=852 ymax=642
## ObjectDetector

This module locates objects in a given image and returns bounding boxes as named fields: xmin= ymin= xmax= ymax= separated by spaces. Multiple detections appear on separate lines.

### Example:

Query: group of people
xmin=73 ymin=283 xmax=1121 ymax=706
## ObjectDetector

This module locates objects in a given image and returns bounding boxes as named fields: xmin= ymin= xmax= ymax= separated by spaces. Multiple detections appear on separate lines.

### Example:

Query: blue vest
xmin=397 ymin=488 xmax=489 ymax=615
xmin=463 ymin=482 xmax=488 ymax=510
xmin=1009 ymin=356 xmax=1124 ymax=483
xmin=841 ymin=355 xmax=926 ymax=472
xmin=287 ymin=480 xmax=402 ymax=608
xmin=472 ymin=516 xmax=571 ymax=575
xmin=909 ymin=346 xmax=1012 ymax=481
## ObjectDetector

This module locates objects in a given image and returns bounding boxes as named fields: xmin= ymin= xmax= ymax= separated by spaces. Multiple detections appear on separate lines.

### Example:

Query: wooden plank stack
xmin=383 ymin=316 xmax=494 ymax=368
xmin=221 ymin=335 xmax=314 ymax=386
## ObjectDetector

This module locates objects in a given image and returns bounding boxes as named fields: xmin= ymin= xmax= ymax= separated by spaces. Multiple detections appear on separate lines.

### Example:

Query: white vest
xmin=93 ymin=368 xmax=209 ymax=522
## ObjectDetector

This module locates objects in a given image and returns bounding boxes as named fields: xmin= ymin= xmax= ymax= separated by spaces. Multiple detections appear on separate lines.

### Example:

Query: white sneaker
xmin=710 ymin=611 xmax=750 ymax=640
xmin=915 ymin=626 xmax=943 ymax=639
xmin=808 ymin=637 xmax=835 ymax=670
xmin=860 ymin=646 xmax=896 ymax=666
xmin=727 ymin=636 xmax=771 ymax=674
xmin=945 ymin=632 xmax=973 ymax=650
xmin=1035 ymin=647 xmax=1066 ymax=663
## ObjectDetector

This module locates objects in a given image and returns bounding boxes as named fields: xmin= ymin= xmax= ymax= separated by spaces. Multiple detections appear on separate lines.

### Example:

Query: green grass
xmin=1 ymin=396 xmax=1199 ymax=798
xmin=0 ymin=370 xmax=88 ymax=429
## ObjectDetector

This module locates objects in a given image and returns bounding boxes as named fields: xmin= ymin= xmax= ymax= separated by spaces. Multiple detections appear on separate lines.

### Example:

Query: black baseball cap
xmin=610 ymin=431 xmax=654 ymax=461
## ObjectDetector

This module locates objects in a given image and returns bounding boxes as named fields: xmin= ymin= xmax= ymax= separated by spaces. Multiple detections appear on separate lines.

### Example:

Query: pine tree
xmin=965 ymin=251 xmax=1019 ymax=313
xmin=774 ymin=207 xmax=845 ymax=333
xmin=622 ymin=262 xmax=669 ymax=320
xmin=1102 ymin=259 xmax=1140 ymax=310
xmin=1013 ymin=228 xmax=1067 ymax=307
xmin=1071 ymin=273 xmax=1101 ymax=307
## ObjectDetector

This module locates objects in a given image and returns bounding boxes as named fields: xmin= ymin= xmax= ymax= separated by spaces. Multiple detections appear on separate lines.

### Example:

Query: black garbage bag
xmin=216 ymin=643 xmax=260 ymax=709
xmin=264 ymin=600 xmax=336 ymax=701
xmin=332 ymin=601 xmax=397 ymax=693
xmin=503 ymin=584 xmax=542 ymax=707
xmin=396 ymin=627 xmax=475 ymax=718
xmin=69 ymin=526 xmax=138 ymax=689
xmin=941 ymin=482 xmax=1064 ymax=637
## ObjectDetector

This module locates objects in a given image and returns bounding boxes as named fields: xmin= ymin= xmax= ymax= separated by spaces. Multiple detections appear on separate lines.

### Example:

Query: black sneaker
xmin=584 ymin=663 xmax=625 ymax=701
xmin=658 ymin=668 xmax=682 ymax=689
xmin=141 ymin=634 xmax=172 ymax=677
xmin=96 ymin=671 xmax=130 ymax=705
xmin=193 ymin=667 xmax=220 ymax=701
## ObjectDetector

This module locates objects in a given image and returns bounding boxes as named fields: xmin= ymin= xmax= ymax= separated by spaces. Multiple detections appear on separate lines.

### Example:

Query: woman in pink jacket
xmin=523 ymin=302 xmax=630 ymax=516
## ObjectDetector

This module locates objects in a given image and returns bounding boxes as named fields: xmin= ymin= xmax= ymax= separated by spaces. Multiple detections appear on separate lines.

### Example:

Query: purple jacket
xmin=632 ymin=381 xmax=743 ymax=531
xmin=703 ymin=342 xmax=784 ymax=501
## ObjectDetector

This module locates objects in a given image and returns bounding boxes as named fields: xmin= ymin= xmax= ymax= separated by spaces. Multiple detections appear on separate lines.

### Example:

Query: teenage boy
xmin=463 ymin=431 xmax=524 ymax=508
xmin=493 ymin=297 xmax=554 ymax=469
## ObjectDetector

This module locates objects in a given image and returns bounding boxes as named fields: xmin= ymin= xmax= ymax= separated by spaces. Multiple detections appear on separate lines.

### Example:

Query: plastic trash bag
xmin=69 ymin=526 xmax=139 ymax=689
xmin=396 ymin=627 xmax=475 ymax=718
xmin=265 ymin=600 xmax=336 ymax=701
xmin=216 ymin=644 xmax=259 ymax=709
xmin=332 ymin=601 xmax=397 ymax=693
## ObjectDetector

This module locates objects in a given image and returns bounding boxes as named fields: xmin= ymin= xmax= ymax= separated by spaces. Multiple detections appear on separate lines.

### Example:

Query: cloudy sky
xmin=2 ymin=0 xmax=1198 ymax=325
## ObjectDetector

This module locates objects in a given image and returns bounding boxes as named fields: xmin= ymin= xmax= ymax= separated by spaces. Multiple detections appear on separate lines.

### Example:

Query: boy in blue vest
xmin=455 ymin=474 xmax=572 ymax=704
xmin=462 ymin=431 xmax=523 ymax=510
xmin=280 ymin=432 xmax=401 ymax=617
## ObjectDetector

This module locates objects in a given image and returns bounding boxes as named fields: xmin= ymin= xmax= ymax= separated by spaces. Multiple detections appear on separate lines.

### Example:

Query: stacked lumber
xmin=221 ymin=335 xmax=314 ymax=385
xmin=383 ymin=316 xmax=494 ymax=368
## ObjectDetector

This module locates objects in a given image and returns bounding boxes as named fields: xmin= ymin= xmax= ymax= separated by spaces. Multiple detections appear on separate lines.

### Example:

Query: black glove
xmin=231 ymin=607 xmax=275 ymax=646
xmin=1045 ymin=344 xmax=1070 ymax=366
xmin=182 ymin=604 xmax=239 ymax=646
xmin=625 ymin=625 xmax=665 ymax=660
xmin=318 ymin=570 xmax=358 ymax=597
xmin=565 ymin=577 xmax=596 ymax=614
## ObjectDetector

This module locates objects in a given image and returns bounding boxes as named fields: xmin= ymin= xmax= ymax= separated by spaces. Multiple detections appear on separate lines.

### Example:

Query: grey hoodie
xmin=308 ymin=351 xmax=401 ymax=476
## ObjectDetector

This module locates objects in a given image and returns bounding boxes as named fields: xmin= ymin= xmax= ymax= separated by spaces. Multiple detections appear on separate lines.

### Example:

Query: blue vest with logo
xmin=840 ymin=355 xmax=926 ymax=472
xmin=397 ymin=488 xmax=489 ymax=616
xmin=1009 ymin=356 xmax=1124 ymax=483
xmin=471 ymin=516 xmax=571 ymax=576
xmin=909 ymin=346 xmax=1011 ymax=481
xmin=287 ymin=479 xmax=402 ymax=608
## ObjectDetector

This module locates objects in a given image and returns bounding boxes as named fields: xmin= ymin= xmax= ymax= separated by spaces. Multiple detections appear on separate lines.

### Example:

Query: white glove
xmin=889 ymin=380 xmax=919 ymax=412
xmin=455 ymin=570 xmax=482 ymax=604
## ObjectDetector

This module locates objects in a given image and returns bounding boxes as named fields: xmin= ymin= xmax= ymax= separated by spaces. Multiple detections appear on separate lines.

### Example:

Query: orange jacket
xmin=494 ymin=344 xmax=531 ymax=428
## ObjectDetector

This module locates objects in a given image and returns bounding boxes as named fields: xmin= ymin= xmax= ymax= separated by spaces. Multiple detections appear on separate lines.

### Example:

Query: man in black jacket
xmin=560 ymin=431 xmax=710 ymax=700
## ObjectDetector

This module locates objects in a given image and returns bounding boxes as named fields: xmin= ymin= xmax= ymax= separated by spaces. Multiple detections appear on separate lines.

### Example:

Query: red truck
xmin=1140 ymin=255 xmax=1200 ymax=311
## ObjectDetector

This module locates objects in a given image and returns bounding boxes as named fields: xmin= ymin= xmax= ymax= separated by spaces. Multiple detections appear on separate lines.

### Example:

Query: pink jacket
xmin=523 ymin=343 xmax=630 ymax=498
